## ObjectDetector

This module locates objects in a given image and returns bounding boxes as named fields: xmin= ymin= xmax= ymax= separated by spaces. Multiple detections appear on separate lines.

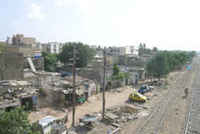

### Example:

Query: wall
xmin=5 ymin=46 xmax=33 ymax=57
xmin=0 ymin=52 xmax=24 ymax=80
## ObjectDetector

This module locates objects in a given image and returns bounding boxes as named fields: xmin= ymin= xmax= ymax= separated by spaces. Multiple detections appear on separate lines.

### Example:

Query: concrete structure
xmin=46 ymin=42 xmax=64 ymax=54
xmin=0 ymin=52 xmax=24 ymax=80
xmin=5 ymin=46 xmax=33 ymax=57
xmin=106 ymin=46 xmax=138 ymax=56
xmin=125 ymin=46 xmax=139 ymax=56
xmin=36 ymin=43 xmax=48 ymax=53
xmin=3 ymin=46 xmax=44 ymax=72
xmin=8 ymin=34 xmax=37 ymax=48
xmin=0 ymin=80 xmax=39 ymax=110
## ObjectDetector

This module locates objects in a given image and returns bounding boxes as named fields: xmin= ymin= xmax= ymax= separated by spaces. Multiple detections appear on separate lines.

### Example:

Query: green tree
xmin=112 ymin=64 xmax=120 ymax=76
xmin=0 ymin=42 xmax=5 ymax=54
xmin=58 ymin=42 xmax=96 ymax=67
xmin=146 ymin=50 xmax=196 ymax=79
xmin=42 ymin=52 xmax=58 ymax=72
xmin=0 ymin=108 xmax=40 ymax=134
xmin=146 ymin=52 xmax=169 ymax=79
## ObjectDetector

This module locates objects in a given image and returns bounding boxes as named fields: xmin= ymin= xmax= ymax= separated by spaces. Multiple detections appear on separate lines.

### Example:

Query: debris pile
xmin=0 ymin=80 xmax=39 ymax=109
xmin=105 ymin=105 xmax=139 ymax=124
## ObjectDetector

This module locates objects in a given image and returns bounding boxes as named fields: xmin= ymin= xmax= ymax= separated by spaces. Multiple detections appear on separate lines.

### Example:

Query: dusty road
xmin=185 ymin=57 xmax=200 ymax=134
xmin=67 ymin=86 xmax=132 ymax=127
xmin=29 ymin=87 xmax=133 ymax=125
xmin=122 ymin=58 xmax=198 ymax=134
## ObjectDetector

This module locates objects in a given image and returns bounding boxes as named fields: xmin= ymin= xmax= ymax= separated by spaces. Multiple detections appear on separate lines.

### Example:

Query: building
xmin=0 ymin=51 xmax=24 ymax=80
xmin=23 ymin=37 xmax=36 ymax=48
xmin=7 ymin=34 xmax=37 ymax=48
xmin=124 ymin=46 xmax=139 ymax=56
xmin=36 ymin=43 xmax=48 ymax=53
xmin=0 ymin=80 xmax=39 ymax=111
xmin=46 ymin=42 xmax=64 ymax=54
xmin=106 ymin=46 xmax=138 ymax=56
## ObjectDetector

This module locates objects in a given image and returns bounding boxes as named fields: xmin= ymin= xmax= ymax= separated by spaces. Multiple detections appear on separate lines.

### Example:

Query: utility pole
xmin=72 ymin=46 xmax=76 ymax=127
xmin=102 ymin=48 xmax=106 ymax=119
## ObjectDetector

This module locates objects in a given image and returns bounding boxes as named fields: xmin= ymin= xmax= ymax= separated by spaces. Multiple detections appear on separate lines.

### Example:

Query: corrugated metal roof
xmin=38 ymin=116 xmax=57 ymax=127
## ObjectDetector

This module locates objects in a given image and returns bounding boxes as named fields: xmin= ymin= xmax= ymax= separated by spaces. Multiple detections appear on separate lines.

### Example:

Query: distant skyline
xmin=0 ymin=0 xmax=200 ymax=51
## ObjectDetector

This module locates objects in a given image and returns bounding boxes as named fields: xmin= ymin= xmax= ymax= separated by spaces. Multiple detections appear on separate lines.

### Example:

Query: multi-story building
xmin=7 ymin=34 xmax=36 ymax=48
xmin=36 ymin=43 xmax=48 ymax=52
xmin=106 ymin=46 xmax=138 ymax=56
xmin=125 ymin=46 xmax=139 ymax=56
xmin=46 ymin=42 xmax=64 ymax=54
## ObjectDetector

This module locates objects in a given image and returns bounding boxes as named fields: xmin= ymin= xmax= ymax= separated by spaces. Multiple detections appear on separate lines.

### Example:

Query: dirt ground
xmin=121 ymin=64 xmax=196 ymax=134
xmin=29 ymin=86 xmax=133 ymax=125
xmin=29 ymin=64 xmax=194 ymax=134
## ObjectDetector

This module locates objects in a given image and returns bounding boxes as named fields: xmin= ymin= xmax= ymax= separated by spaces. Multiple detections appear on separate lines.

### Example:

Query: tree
xmin=42 ymin=52 xmax=58 ymax=72
xmin=0 ymin=42 xmax=5 ymax=54
xmin=145 ymin=50 xmax=196 ymax=80
xmin=0 ymin=108 xmax=40 ymax=134
xmin=112 ymin=64 xmax=120 ymax=76
xmin=146 ymin=52 xmax=169 ymax=79
xmin=153 ymin=47 xmax=158 ymax=52
xmin=59 ymin=42 xmax=96 ymax=68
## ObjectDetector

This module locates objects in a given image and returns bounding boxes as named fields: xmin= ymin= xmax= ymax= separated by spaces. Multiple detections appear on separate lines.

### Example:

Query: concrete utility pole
xmin=72 ymin=46 xmax=76 ymax=127
xmin=102 ymin=48 xmax=106 ymax=119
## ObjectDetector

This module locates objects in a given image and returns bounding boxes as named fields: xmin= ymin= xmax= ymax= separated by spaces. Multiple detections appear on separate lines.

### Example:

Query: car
xmin=128 ymin=90 xmax=147 ymax=103
xmin=138 ymin=85 xmax=153 ymax=94
xmin=60 ymin=71 xmax=72 ymax=77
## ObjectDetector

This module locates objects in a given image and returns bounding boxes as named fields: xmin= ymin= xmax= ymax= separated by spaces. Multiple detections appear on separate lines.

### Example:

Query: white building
xmin=125 ymin=46 xmax=139 ymax=56
xmin=107 ymin=46 xmax=138 ymax=56
xmin=46 ymin=42 xmax=64 ymax=54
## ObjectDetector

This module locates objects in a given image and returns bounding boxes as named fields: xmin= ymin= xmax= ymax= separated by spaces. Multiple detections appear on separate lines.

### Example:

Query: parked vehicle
xmin=128 ymin=90 xmax=147 ymax=103
xmin=138 ymin=85 xmax=153 ymax=94
xmin=60 ymin=71 xmax=72 ymax=77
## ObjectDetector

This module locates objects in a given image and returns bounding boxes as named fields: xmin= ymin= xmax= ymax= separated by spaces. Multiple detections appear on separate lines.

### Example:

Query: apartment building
xmin=46 ymin=42 xmax=64 ymax=54
xmin=7 ymin=34 xmax=36 ymax=48
xmin=106 ymin=46 xmax=138 ymax=56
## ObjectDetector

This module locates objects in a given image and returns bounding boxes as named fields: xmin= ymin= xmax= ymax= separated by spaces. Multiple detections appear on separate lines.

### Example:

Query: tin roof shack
xmin=33 ymin=115 xmax=68 ymax=134
xmin=62 ymin=76 xmax=96 ymax=106
xmin=0 ymin=80 xmax=39 ymax=111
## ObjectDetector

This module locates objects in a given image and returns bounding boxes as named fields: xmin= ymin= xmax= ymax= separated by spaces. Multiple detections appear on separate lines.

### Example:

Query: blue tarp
xmin=32 ymin=96 xmax=38 ymax=105
xmin=186 ymin=65 xmax=192 ymax=70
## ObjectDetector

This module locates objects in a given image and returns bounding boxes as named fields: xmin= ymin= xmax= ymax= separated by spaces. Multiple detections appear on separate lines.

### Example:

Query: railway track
xmin=135 ymin=61 xmax=195 ymax=134
xmin=184 ymin=58 xmax=200 ymax=134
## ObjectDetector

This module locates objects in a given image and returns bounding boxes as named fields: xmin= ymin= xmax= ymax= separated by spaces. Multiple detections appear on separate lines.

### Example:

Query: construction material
xmin=110 ymin=127 xmax=121 ymax=134
xmin=79 ymin=114 xmax=98 ymax=129
xmin=105 ymin=112 xmax=119 ymax=122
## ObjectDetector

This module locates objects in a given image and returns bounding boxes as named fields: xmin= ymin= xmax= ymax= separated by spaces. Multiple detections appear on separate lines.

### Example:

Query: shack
xmin=34 ymin=115 xmax=68 ymax=134
xmin=0 ymin=80 xmax=39 ymax=111
xmin=62 ymin=76 xmax=96 ymax=106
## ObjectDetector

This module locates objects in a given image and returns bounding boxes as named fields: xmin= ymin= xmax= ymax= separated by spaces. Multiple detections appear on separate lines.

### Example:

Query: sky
xmin=0 ymin=0 xmax=200 ymax=50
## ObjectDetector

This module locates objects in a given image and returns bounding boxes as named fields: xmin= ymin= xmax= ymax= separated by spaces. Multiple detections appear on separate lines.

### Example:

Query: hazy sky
xmin=0 ymin=0 xmax=200 ymax=50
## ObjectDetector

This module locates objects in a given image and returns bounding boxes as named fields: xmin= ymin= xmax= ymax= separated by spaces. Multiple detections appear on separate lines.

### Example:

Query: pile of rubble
xmin=105 ymin=105 xmax=139 ymax=124
xmin=68 ymin=105 xmax=142 ymax=134
xmin=0 ymin=80 xmax=39 ymax=109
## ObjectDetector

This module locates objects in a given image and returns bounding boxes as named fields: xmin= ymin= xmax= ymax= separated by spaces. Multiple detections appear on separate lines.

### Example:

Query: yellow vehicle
xmin=128 ymin=90 xmax=147 ymax=103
